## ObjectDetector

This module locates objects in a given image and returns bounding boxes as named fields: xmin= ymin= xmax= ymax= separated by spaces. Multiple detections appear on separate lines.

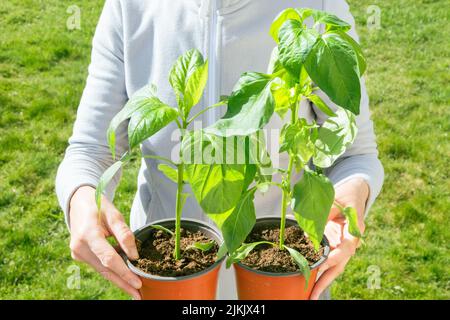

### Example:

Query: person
xmin=56 ymin=0 xmax=384 ymax=300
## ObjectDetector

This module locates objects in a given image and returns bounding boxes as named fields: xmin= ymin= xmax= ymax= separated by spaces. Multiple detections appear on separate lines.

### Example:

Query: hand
xmin=310 ymin=178 xmax=369 ymax=300
xmin=68 ymin=186 xmax=142 ymax=300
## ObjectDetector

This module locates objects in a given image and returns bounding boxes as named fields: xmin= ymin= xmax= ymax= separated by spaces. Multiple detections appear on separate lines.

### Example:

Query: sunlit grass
xmin=0 ymin=0 xmax=448 ymax=299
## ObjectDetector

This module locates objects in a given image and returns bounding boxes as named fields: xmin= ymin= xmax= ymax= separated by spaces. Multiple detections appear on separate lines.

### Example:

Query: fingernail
xmin=129 ymin=278 xmax=142 ymax=289
xmin=130 ymin=252 xmax=139 ymax=261
xmin=133 ymin=293 xmax=142 ymax=300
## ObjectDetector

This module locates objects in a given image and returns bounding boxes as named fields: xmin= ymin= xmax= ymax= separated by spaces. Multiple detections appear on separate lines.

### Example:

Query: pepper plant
xmin=201 ymin=8 xmax=367 ymax=275
xmin=95 ymin=49 xmax=243 ymax=260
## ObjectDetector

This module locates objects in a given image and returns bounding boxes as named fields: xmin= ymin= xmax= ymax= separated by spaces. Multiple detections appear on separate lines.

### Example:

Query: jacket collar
xmin=194 ymin=0 xmax=251 ymax=15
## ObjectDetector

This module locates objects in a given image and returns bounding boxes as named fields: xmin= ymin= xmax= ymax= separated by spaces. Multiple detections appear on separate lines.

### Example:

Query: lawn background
xmin=0 ymin=0 xmax=448 ymax=299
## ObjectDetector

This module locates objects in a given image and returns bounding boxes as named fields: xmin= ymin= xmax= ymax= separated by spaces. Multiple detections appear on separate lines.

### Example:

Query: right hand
xmin=68 ymin=186 xmax=142 ymax=300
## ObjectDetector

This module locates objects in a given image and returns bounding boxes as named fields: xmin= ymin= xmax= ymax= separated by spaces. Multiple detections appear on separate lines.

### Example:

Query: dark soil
xmin=241 ymin=224 xmax=325 ymax=273
xmin=131 ymin=228 xmax=219 ymax=277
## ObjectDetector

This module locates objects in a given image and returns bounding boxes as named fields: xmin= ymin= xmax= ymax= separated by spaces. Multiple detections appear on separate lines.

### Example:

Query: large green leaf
xmin=185 ymin=163 xmax=246 ymax=214
xmin=206 ymin=72 xmax=275 ymax=137
xmin=221 ymin=190 xmax=256 ymax=253
xmin=292 ymin=168 xmax=335 ymax=249
xmin=127 ymin=94 xmax=178 ymax=150
xmin=169 ymin=49 xmax=207 ymax=114
xmin=313 ymin=108 xmax=357 ymax=168
xmin=278 ymin=19 xmax=319 ymax=77
xmin=333 ymin=30 xmax=366 ymax=76
xmin=107 ymin=85 xmax=156 ymax=159
xmin=180 ymin=130 xmax=230 ymax=165
xmin=305 ymin=32 xmax=361 ymax=114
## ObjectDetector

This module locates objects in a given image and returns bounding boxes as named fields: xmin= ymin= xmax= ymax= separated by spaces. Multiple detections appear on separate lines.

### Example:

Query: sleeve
xmin=311 ymin=0 xmax=385 ymax=216
xmin=55 ymin=0 xmax=129 ymax=227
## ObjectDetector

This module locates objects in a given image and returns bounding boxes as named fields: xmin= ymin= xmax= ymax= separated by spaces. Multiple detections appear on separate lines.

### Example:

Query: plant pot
xmin=233 ymin=216 xmax=330 ymax=300
xmin=126 ymin=218 xmax=225 ymax=300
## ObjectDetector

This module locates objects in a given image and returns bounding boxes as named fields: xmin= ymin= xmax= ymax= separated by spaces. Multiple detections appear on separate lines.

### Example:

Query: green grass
xmin=0 ymin=0 xmax=448 ymax=299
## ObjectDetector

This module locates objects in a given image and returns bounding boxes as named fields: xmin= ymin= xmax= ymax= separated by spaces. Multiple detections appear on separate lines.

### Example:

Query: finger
xmin=320 ymin=233 xmax=359 ymax=272
xmin=324 ymin=221 xmax=343 ymax=249
xmin=105 ymin=210 xmax=139 ymax=260
xmin=77 ymin=248 xmax=142 ymax=300
xmin=327 ymin=205 xmax=342 ymax=221
xmin=87 ymin=232 xmax=142 ymax=290
xmin=319 ymin=245 xmax=347 ymax=273
xmin=310 ymin=260 xmax=349 ymax=300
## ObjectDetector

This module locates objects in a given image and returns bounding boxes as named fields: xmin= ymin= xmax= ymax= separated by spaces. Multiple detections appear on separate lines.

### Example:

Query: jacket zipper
xmin=207 ymin=0 xmax=218 ymax=125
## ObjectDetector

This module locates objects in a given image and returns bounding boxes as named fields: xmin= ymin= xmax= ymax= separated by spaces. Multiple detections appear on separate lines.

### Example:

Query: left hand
xmin=310 ymin=178 xmax=369 ymax=300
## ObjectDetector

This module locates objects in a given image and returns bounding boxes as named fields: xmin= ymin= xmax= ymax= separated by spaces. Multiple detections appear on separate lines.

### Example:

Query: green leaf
xmin=343 ymin=207 xmax=362 ymax=238
xmin=206 ymin=72 xmax=275 ymax=137
xmin=169 ymin=49 xmax=206 ymax=114
xmin=270 ymin=77 xmax=291 ymax=119
xmin=157 ymin=164 xmax=178 ymax=183
xmin=307 ymin=94 xmax=336 ymax=117
xmin=333 ymin=30 xmax=366 ymax=76
xmin=217 ymin=242 xmax=228 ymax=260
xmin=184 ymin=60 xmax=209 ymax=114
xmin=312 ymin=10 xmax=351 ymax=31
xmin=279 ymin=120 xmax=316 ymax=165
xmin=95 ymin=160 xmax=124 ymax=210
xmin=226 ymin=241 xmax=274 ymax=268
xmin=181 ymin=130 xmax=233 ymax=165
xmin=313 ymin=108 xmax=358 ymax=168
xmin=107 ymin=85 xmax=157 ymax=159
xmin=185 ymin=164 xmax=246 ymax=214
xmin=186 ymin=241 xmax=215 ymax=252
xmin=278 ymin=19 xmax=319 ymax=77
xmin=150 ymin=224 xmax=174 ymax=236
xmin=305 ymin=32 xmax=361 ymax=114
xmin=267 ymin=47 xmax=283 ymax=74
xmin=284 ymin=245 xmax=311 ymax=288
xmin=243 ymin=164 xmax=257 ymax=190
xmin=292 ymin=168 xmax=335 ymax=250
xmin=221 ymin=190 xmax=257 ymax=253
xmin=127 ymin=94 xmax=178 ymax=150
xmin=270 ymin=8 xmax=302 ymax=43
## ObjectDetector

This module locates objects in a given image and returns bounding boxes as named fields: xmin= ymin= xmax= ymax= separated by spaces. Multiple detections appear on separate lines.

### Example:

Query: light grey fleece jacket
xmin=56 ymin=0 xmax=384 ymax=233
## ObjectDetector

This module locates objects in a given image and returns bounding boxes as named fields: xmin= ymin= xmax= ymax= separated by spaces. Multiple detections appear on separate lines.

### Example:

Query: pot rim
xmin=235 ymin=215 xmax=330 ymax=277
xmin=126 ymin=218 xmax=225 ymax=282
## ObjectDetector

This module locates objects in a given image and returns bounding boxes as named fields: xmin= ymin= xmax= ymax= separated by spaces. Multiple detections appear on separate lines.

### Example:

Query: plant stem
xmin=279 ymin=156 xmax=294 ymax=249
xmin=173 ymin=119 xmax=188 ymax=260
xmin=279 ymin=101 xmax=298 ymax=249
xmin=174 ymin=162 xmax=184 ymax=260
xmin=186 ymin=101 xmax=226 ymax=125
xmin=142 ymin=154 xmax=177 ymax=166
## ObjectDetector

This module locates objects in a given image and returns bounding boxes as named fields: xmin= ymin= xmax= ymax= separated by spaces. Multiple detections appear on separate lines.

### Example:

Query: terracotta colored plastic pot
xmin=126 ymin=218 xmax=224 ymax=300
xmin=234 ymin=216 xmax=330 ymax=300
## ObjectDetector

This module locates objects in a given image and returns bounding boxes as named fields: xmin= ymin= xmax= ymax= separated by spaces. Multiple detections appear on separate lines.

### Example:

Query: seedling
xmin=205 ymin=8 xmax=367 ymax=276
xmin=96 ymin=49 xmax=231 ymax=260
